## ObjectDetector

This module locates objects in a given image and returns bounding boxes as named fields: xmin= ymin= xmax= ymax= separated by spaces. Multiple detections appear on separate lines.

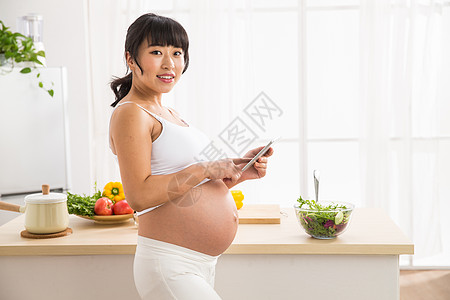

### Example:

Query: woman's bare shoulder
xmin=112 ymin=102 xmax=151 ymax=121
xmin=109 ymin=102 xmax=157 ymax=155
xmin=112 ymin=101 xmax=141 ymax=115
xmin=110 ymin=102 xmax=157 ymax=134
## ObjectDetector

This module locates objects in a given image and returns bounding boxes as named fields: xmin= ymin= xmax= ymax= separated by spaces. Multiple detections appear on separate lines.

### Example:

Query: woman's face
xmin=127 ymin=40 xmax=185 ymax=95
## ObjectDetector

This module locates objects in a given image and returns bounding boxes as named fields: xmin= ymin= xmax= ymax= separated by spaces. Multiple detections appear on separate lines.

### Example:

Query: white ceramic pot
xmin=0 ymin=185 xmax=69 ymax=234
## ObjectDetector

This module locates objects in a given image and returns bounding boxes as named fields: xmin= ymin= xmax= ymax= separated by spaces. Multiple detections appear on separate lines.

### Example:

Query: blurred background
xmin=0 ymin=0 xmax=449 ymax=268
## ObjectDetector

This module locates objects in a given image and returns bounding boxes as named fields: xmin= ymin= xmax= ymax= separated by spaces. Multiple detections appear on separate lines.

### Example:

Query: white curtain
xmin=359 ymin=0 xmax=444 ymax=259
xmin=86 ymin=0 xmax=132 ymax=188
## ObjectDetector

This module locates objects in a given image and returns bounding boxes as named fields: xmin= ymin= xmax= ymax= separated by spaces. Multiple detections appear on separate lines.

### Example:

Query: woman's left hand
xmin=238 ymin=146 xmax=274 ymax=181
xmin=222 ymin=146 xmax=274 ymax=188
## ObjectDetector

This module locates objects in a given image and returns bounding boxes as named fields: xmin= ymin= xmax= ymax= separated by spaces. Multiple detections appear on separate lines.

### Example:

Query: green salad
xmin=295 ymin=196 xmax=353 ymax=239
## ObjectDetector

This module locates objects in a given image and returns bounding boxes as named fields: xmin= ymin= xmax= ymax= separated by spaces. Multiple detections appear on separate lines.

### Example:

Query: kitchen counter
xmin=0 ymin=207 xmax=413 ymax=300
xmin=0 ymin=207 xmax=412 ymax=256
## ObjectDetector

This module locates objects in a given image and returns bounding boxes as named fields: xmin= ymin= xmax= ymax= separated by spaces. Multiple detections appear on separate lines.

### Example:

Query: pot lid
xmin=24 ymin=184 xmax=67 ymax=204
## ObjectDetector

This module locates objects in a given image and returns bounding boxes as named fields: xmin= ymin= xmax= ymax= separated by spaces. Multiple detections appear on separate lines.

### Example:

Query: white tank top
xmin=113 ymin=101 xmax=211 ymax=215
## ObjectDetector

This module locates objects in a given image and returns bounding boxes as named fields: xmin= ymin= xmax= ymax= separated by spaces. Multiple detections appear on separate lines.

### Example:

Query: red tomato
xmin=94 ymin=197 xmax=114 ymax=215
xmin=113 ymin=200 xmax=134 ymax=215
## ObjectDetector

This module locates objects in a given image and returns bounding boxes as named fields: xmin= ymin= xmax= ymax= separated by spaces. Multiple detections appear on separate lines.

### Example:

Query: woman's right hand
xmin=201 ymin=158 xmax=252 ymax=184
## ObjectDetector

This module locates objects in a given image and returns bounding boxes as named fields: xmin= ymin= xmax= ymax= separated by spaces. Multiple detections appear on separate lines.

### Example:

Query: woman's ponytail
xmin=110 ymin=73 xmax=132 ymax=107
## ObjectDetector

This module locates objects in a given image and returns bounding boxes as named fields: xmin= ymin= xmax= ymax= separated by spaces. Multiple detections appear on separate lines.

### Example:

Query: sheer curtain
xmin=86 ymin=0 xmax=132 ymax=188
xmin=359 ymin=0 xmax=444 ymax=262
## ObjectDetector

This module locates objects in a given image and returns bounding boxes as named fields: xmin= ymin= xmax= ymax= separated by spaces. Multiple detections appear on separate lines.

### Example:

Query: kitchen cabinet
xmin=0 ymin=208 xmax=413 ymax=300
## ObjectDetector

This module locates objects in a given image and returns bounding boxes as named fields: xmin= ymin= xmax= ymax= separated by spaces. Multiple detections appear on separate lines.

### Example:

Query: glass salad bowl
xmin=294 ymin=197 xmax=355 ymax=239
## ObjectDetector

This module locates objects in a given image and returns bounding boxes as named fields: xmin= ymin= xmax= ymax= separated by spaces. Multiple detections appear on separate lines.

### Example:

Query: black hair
xmin=110 ymin=13 xmax=189 ymax=107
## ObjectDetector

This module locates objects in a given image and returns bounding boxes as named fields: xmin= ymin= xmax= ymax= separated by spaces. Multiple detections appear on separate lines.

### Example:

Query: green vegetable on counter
xmin=66 ymin=189 xmax=102 ymax=217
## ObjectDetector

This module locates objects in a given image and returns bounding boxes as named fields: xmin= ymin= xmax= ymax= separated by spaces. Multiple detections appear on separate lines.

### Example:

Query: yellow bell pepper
xmin=235 ymin=200 xmax=243 ymax=210
xmin=103 ymin=181 xmax=125 ymax=203
xmin=231 ymin=190 xmax=244 ymax=210
xmin=231 ymin=190 xmax=244 ymax=201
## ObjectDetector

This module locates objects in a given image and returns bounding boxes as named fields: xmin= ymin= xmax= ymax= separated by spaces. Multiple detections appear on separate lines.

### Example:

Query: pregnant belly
xmin=137 ymin=179 xmax=239 ymax=256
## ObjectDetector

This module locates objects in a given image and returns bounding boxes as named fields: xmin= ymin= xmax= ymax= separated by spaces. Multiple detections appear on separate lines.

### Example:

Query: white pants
xmin=134 ymin=236 xmax=222 ymax=300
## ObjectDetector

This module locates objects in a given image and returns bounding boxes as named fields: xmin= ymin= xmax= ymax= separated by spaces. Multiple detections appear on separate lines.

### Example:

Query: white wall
xmin=0 ymin=0 xmax=92 ymax=194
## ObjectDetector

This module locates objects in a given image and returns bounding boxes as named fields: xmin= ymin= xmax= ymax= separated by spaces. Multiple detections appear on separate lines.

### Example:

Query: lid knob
xmin=42 ymin=184 xmax=50 ymax=195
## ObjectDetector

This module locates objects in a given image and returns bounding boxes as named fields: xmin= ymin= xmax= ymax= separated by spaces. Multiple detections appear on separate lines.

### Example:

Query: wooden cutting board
xmin=238 ymin=204 xmax=281 ymax=224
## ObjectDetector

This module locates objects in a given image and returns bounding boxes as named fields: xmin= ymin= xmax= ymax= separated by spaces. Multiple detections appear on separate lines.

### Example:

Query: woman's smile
xmin=157 ymin=73 xmax=175 ymax=83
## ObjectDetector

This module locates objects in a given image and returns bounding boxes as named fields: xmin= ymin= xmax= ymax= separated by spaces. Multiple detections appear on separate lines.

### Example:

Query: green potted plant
xmin=0 ymin=20 xmax=53 ymax=97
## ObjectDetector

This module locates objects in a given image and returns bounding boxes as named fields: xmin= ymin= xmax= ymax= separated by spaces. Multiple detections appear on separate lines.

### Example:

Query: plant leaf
xmin=4 ymin=51 xmax=13 ymax=59
xmin=48 ymin=89 xmax=54 ymax=97
xmin=39 ymin=82 xmax=43 ymax=88
xmin=20 ymin=67 xmax=31 ymax=74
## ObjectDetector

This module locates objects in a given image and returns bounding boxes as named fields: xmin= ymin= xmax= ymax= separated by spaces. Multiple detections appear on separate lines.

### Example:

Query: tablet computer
xmin=241 ymin=137 xmax=281 ymax=172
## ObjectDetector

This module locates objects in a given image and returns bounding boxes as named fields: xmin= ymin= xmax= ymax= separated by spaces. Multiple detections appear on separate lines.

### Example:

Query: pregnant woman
xmin=109 ymin=13 xmax=273 ymax=300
